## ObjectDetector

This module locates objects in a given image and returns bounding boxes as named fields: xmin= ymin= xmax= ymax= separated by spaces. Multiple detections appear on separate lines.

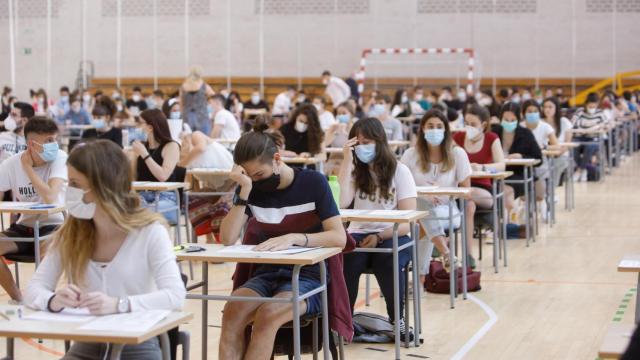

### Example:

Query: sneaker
xmin=396 ymin=318 xmax=415 ymax=342
xmin=580 ymin=170 xmax=588 ymax=182
xmin=573 ymin=170 xmax=582 ymax=182
xmin=466 ymin=254 xmax=477 ymax=270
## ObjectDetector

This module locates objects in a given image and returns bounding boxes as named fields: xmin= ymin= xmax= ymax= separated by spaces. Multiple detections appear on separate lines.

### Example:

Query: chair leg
xmin=365 ymin=274 xmax=371 ymax=306
xmin=312 ymin=317 xmax=319 ymax=360
xmin=13 ymin=263 xmax=19 ymax=288
xmin=178 ymin=331 xmax=190 ymax=360
xmin=64 ymin=340 xmax=71 ymax=353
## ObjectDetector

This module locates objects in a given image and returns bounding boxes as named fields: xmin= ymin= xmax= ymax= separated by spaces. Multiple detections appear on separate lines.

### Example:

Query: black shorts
xmin=1 ymin=224 xmax=58 ymax=255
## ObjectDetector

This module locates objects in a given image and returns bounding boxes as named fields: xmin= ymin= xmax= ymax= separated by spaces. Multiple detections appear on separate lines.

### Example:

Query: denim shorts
xmin=240 ymin=267 xmax=323 ymax=316
xmin=139 ymin=191 xmax=178 ymax=225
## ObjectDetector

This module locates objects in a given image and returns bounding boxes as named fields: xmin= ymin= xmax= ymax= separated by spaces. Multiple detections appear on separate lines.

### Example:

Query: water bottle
xmin=328 ymin=175 xmax=341 ymax=208
xmin=122 ymin=129 xmax=129 ymax=148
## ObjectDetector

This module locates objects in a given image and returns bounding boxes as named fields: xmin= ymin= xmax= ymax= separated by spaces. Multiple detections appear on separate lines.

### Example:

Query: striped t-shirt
xmin=242 ymin=168 xmax=339 ymax=278
xmin=573 ymin=108 xmax=607 ymax=135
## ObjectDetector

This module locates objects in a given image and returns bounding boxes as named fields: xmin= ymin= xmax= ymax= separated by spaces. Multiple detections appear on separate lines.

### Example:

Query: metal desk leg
xmin=550 ymin=162 xmax=556 ymax=226
xmin=34 ymin=219 xmax=41 ymax=267
xmin=160 ymin=332 xmax=171 ymax=360
xmin=599 ymin=138 xmax=606 ymax=181
xmin=523 ymin=166 xmax=530 ymax=247
xmin=201 ymin=262 xmax=208 ymax=360
xmin=109 ymin=344 xmax=124 ymax=360
xmin=410 ymin=221 xmax=421 ymax=347
xmin=460 ymin=198 xmax=468 ymax=299
xmin=6 ymin=338 xmax=13 ymax=359
xmin=392 ymin=223 xmax=401 ymax=360
xmin=292 ymin=265 xmax=302 ymax=360
xmin=319 ymin=262 xmax=330 ymax=359
xmin=174 ymin=189 xmax=182 ymax=246
xmin=491 ymin=181 xmax=499 ymax=274
xmin=530 ymin=166 xmax=538 ymax=240
xmin=501 ymin=181 xmax=508 ymax=267
xmin=448 ymin=202 xmax=456 ymax=309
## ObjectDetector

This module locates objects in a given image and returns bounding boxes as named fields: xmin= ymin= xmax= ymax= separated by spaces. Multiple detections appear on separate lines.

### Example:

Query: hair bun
xmin=252 ymin=122 xmax=270 ymax=133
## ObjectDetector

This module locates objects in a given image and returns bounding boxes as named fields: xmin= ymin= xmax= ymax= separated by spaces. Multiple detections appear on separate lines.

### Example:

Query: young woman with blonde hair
xmin=25 ymin=140 xmax=185 ymax=359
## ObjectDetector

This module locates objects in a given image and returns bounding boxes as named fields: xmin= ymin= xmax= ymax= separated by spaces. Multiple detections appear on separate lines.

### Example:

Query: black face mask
xmin=252 ymin=173 xmax=281 ymax=192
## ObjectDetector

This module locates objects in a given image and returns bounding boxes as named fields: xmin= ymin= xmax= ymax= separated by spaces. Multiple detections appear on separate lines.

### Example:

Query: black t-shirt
xmin=280 ymin=121 xmax=309 ymax=155
xmin=136 ymin=141 xmax=179 ymax=182
xmin=126 ymin=99 xmax=148 ymax=112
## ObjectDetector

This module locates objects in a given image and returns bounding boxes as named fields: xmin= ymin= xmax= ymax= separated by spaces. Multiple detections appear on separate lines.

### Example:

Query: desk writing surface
xmin=176 ymin=244 xmax=341 ymax=265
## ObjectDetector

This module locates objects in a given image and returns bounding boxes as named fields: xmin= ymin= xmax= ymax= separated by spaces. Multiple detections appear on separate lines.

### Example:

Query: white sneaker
xmin=580 ymin=171 xmax=588 ymax=182
xmin=573 ymin=170 xmax=582 ymax=182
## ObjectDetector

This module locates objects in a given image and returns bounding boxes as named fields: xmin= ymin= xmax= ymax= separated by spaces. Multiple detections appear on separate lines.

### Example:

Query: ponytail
xmin=234 ymin=123 xmax=280 ymax=164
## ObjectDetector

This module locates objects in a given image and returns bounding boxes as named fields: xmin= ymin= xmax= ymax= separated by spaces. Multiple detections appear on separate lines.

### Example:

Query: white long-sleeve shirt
xmin=325 ymin=76 xmax=351 ymax=106
xmin=272 ymin=92 xmax=292 ymax=116
xmin=25 ymin=222 xmax=186 ymax=312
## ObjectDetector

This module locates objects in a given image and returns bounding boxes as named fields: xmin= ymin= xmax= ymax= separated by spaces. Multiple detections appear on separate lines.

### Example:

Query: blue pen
xmin=29 ymin=204 xmax=56 ymax=209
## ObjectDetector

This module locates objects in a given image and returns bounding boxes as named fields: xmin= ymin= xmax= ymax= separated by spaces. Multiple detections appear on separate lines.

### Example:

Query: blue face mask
xmin=92 ymin=119 xmax=106 ymax=129
xmin=354 ymin=143 xmax=376 ymax=164
xmin=424 ymin=128 xmax=445 ymax=146
xmin=501 ymin=120 xmax=518 ymax=133
xmin=337 ymin=114 xmax=350 ymax=124
xmin=129 ymin=127 xmax=148 ymax=143
xmin=372 ymin=104 xmax=386 ymax=116
xmin=170 ymin=111 xmax=181 ymax=120
xmin=38 ymin=142 xmax=59 ymax=162
xmin=207 ymin=105 xmax=214 ymax=115
xmin=525 ymin=112 xmax=540 ymax=124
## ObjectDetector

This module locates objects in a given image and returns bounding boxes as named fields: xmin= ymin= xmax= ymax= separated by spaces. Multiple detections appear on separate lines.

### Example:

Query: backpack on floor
xmin=424 ymin=260 xmax=481 ymax=294
xmin=352 ymin=312 xmax=395 ymax=343
xmin=586 ymin=163 xmax=601 ymax=182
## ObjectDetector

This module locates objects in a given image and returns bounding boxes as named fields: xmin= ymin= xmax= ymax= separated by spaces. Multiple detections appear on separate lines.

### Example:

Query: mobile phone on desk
xmin=185 ymin=245 xmax=205 ymax=253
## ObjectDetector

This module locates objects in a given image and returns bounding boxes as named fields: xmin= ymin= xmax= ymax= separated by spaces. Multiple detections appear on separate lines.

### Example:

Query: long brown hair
xmin=288 ymin=104 xmax=324 ymax=154
xmin=416 ymin=109 xmax=455 ymax=173
xmin=349 ymin=117 xmax=397 ymax=201
xmin=53 ymin=140 xmax=166 ymax=285
xmin=139 ymin=108 xmax=174 ymax=147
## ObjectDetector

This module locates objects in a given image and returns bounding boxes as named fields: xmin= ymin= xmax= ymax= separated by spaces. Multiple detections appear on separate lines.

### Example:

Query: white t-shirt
xmin=382 ymin=117 xmax=404 ymax=141
xmin=557 ymin=117 xmax=573 ymax=143
xmin=348 ymin=163 xmax=417 ymax=234
xmin=214 ymin=109 xmax=241 ymax=141
xmin=25 ymin=222 xmax=186 ymax=312
xmin=400 ymin=146 xmax=472 ymax=188
xmin=0 ymin=131 xmax=26 ymax=164
xmin=325 ymin=76 xmax=351 ymax=106
xmin=522 ymin=121 xmax=555 ymax=148
xmin=0 ymin=150 xmax=68 ymax=227
xmin=319 ymin=111 xmax=337 ymax=131
xmin=272 ymin=92 xmax=292 ymax=116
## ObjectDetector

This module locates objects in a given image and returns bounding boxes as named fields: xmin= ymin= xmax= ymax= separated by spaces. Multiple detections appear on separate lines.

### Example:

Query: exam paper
xmin=78 ymin=310 xmax=170 ymax=332
xmin=24 ymin=307 xmax=94 ymax=323
xmin=218 ymin=245 xmax=321 ymax=255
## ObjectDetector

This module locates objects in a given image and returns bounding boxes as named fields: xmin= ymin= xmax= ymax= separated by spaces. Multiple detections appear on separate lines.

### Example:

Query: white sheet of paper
xmin=620 ymin=260 xmax=640 ymax=269
xmin=369 ymin=210 xmax=413 ymax=216
xmin=415 ymin=186 xmax=439 ymax=192
xmin=218 ymin=244 xmax=321 ymax=255
xmin=78 ymin=310 xmax=170 ymax=332
xmin=24 ymin=308 xmax=94 ymax=323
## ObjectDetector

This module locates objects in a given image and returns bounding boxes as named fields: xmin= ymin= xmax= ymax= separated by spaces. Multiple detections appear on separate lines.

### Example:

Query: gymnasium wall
xmin=0 ymin=0 xmax=638 ymax=97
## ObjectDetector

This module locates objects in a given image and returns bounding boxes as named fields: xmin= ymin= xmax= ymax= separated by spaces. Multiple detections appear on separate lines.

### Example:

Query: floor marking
xmin=365 ymin=346 xmax=388 ymax=352
xmin=483 ymin=279 xmax=635 ymax=287
xmin=450 ymin=294 xmax=498 ymax=360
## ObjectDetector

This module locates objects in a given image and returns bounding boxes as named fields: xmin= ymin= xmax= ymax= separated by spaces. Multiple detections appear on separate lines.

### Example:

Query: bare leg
xmin=218 ymin=288 xmax=265 ymax=360
xmin=470 ymin=187 xmax=493 ymax=209
xmin=535 ymin=178 xmax=546 ymax=202
xmin=504 ymin=185 xmax=515 ymax=213
xmin=0 ymin=242 xmax=21 ymax=301
xmin=244 ymin=292 xmax=308 ymax=360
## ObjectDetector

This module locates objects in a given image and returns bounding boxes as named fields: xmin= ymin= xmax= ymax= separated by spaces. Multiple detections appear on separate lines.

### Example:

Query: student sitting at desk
xmin=280 ymin=103 xmax=324 ymax=159
xmin=492 ymin=102 xmax=542 ymax=214
xmin=25 ymin=140 xmax=185 ymax=359
xmin=0 ymin=102 xmax=32 ymax=164
xmin=218 ymin=128 xmax=346 ymax=359
xmin=323 ymin=101 xmax=357 ymax=175
xmin=543 ymin=97 xmax=573 ymax=186
xmin=131 ymin=109 xmax=182 ymax=224
xmin=338 ymin=117 xmax=417 ymax=341
xmin=453 ymin=104 xmax=506 ymax=219
xmin=0 ymin=116 xmax=67 ymax=302
xmin=81 ymin=97 xmax=124 ymax=148
xmin=62 ymin=96 xmax=92 ymax=126
xmin=401 ymin=109 xmax=476 ymax=272
xmin=572 ymin=92 xmax=607 ymax=182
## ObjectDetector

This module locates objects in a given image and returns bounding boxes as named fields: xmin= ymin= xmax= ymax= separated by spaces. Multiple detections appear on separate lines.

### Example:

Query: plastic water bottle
xmin=328 ymin=175 xmax=340 ymax=208
xmin=121 ymin=129 xmax=129 ymax=148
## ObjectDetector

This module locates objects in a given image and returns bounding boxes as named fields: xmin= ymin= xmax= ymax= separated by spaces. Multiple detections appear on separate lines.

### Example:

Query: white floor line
xmin=450 ymin=294 xmax=498 ymax=360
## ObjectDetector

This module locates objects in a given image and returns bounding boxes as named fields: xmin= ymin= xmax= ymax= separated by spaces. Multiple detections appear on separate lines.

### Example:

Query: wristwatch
xmin=117 ymin=297 xmax=130 ymax=313
xmin=232 ymin=193 xmax=248 ymax=207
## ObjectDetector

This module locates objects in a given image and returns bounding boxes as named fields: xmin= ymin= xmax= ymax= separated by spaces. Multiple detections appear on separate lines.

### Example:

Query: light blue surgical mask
xmin=501 ymin=120 xmax=518 ymax=133
xmin=354 ymin=143 xmax=376 ymax=164
xmin=170 ymin=111 xmax=181 ymax=120
xmin=525 ymin=112 xmax=540 ymax=124
xmin=92 ymin=119 xmax=106 ymax=129
xmin=207 ymin=105 xmax=214 ymax=115
xmin=424 ymin=128 xmax=445 ymax=146
xmin=60 ymin=95 xmax=69 ymax=103
xmin=129 ymin=128 xmax=148 ymax=143
xmin=337 ymin=114 xmax=350 ymax=124
xmin=372 ymin=104 xmax=386 ymax=116
xmin=37 ymin=142 xmax=59 ymax=162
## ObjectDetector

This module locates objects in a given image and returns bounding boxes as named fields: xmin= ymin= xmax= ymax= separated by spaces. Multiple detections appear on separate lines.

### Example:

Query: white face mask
xmin=132 ymin=94 xmax=141 ymax=102
xmin=587 ymin=107 xmax=597 ymax=115
xmin=457 ymin=91 xmax=467 ymax=102
xmin=401 ymin=95 xmax=408 ymax=103
xmin=295 ymin=121 xmax=308 ymax=133
xmin=4 ymin=116 xmax=17 ymax=131
xmin=465 ymin=125 xmax=481 ymax=140
xmin=251 ymin=95 xmax=260 ymax=105
xmin=65 ymin=186 xmax=96 ymax=220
